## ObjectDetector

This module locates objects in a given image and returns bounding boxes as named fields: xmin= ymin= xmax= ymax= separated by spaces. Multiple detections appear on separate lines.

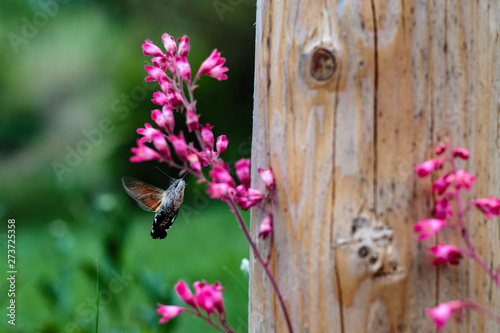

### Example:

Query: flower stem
xmin=219 ymin=317 xmax=235 ymax=333
xmin=450 ymin=158 xmax=500 ymax=288
xmin=227 ymin=201 xmax=294 ymax=333
xmin=463 ymin=300 xmax=500 ymax=324
xmin=186 ymin=309 xmax=234 ymax=333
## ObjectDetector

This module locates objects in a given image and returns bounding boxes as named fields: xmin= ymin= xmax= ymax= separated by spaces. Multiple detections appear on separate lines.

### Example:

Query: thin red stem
xmin=195 ymin=129 xmax=207 ymax=152
xmin=174 ymin=61 xmax=193 ymax=110
xmin=450 ymin=157 xmax=499 ymax=288
xmin=462 ymin=300 xmax=500 ymax=324
xmin=218 ymin=315 xmax=234 ymax=333
xmin=188 ymin=83 xmax=196 ymax=105
xmin=227 ymin=201 xmax=294 ymax=333
xmin=185 ymin=308 xmax=234 ymax=333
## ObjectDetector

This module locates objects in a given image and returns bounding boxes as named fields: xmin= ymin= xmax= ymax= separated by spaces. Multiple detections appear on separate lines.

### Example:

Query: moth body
xmin=122 ymin=176 xmax=185 ymax=239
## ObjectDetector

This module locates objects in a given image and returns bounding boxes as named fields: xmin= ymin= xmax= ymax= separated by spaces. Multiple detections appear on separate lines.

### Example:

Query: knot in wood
xmin=337 ymin=215 xmax=400 ymax=278
xmin=309 ymin=47 xmax=336 ymax=81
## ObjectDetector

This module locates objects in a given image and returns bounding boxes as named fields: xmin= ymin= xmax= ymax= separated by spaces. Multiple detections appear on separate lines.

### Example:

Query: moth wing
xmin=122 ymin=177 xmax=165 ymax=212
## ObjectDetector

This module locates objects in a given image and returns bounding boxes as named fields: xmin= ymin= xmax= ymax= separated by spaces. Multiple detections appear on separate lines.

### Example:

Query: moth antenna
xmin=180 ymin=168 xmax=193 ymax=180
xmin=154 ymin=166 xmax=176 ymax=182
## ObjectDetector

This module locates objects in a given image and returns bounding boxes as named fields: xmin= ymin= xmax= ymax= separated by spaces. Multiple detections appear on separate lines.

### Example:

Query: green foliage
xmin=0 ymin=0 xmax=255 ymax=332
xmin=0 ymin=198 xmax=249 ymax=332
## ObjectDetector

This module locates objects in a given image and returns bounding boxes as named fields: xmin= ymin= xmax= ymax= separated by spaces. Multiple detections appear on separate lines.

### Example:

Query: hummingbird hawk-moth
xmin=122 ymin=176 xmax=185 ymax=239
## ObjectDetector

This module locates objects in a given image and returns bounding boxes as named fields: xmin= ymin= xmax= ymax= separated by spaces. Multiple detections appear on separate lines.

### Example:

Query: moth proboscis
xmin=122 ymin=176 xmax=185 ymax=239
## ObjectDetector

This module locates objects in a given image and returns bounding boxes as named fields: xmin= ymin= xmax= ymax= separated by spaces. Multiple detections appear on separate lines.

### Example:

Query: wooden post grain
xmin=250 ymin=1 xmax=500 ymax=332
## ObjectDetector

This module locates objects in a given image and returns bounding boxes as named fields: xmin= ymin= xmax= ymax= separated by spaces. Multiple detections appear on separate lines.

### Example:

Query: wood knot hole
xmin=358 ymin=246 xmax=369 ymax=258
xmin=310 ymin=48 xmax=336 ymax=81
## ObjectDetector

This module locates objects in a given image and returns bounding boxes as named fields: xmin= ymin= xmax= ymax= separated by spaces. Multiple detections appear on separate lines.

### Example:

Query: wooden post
xmin=250 ymin=1 xmax=500 ymax=332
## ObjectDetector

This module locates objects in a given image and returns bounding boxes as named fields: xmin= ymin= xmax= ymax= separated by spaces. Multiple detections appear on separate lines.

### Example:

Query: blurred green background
xmin=0 ymin=1 xmax=256 ymax=332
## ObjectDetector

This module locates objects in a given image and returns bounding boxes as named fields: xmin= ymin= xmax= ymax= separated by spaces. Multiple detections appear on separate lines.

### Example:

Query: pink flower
xmin=156 ymin=280 xmax=228 ymax=327
xmin=177 ymin=35 xmax=190 ymax=57
xmin=167 ymin=133 xmax=188 ymax=162
xmin=434 ymin=197 xmax=453 ymax=219
xmin=186 ymin=107 xmax=199 ymax=132
xmin=430 ymin=244 xmax=463 ymax=265
xmin=144 ymin=63 xmax=168 ymax=82
xmin=197 ymin=149 xmax=212 ymax=167
xmin=216 ymin=135 xmax=228 ymax=154
xmin=165 ymin=61 xmax=176 ymax=76
xmin=193 ymin=281 xmax=225 ymax=314
xmin=142 ymin=39 xmax=164 ymax=57
xmin=426 ymin=301 xmax=464 ymax=331
xmin=152 ymin=133 xmax=171 ymax=160
xmin=235 ymin=159 xmax=251 ymax=188
xmin=472 ymin=196 xmax=500 ymax=219
xmin=207 ymin=182 xmax=234 ymax=199
xmin=414 ymin=158 xmax=443 ymax=177
xmin=236 ymin=188 xmax=265 ymax=210
xmin=175 ymin=280 xmax=196 ymax=308
xmin=156 ymin=304 xmax=186 ymax=324
xmin=176 ymin=56 xmax=191 ymax=83
xmin=258 ymin=216 xmax=272 ymax=240
xmin=413 ymin=219 xmax=447 ymax=241
xmin=130 ymin=140 xmax=161 ymax=163
xmin=435 ymin=142 xmax=448 ymax=156
xmin=200 ymin=124 xmax=214 ymax=150
xmin=162 ymin=33 xmax=177 ymax=58
xmin=151 ymin=107 xmax=174 ymax=134
xmin=452 ymin=147 xmax=469 ymax=160
xmin=432 ymin=173 xmax=453 ymax=195
xmin=453 ymin=169 xmax=476 ymax=190
xmin=196 ymin=49 xmax=228 ymax=81
xmin=209 ymin=166 xmax=235 ymax=187
xmin=163 ymin=83 xmax=184 ymax=106
xmin=258 ymin=168 xmax=275 ymax=191
xmin=162 ymin=106 xmax=175 ymax=132
xmin=152 ymin=91 xmax=169 ymax=106
xmin=152 ymin=55 xmax=168 ymax=69
xmin=187 ymin=153 xmax=202 ymax=174
xmin=158 ymin=76 xmax=171 ymax=93
xmin=137 ymin=123 xmax=161 ymax=141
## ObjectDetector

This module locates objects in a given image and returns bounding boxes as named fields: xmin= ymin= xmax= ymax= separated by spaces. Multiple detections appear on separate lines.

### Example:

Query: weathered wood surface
xmin=250 ymin=1 xmax=500 ymax=332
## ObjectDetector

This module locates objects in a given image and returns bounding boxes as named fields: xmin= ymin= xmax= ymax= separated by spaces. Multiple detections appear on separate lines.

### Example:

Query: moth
xmin=122 ymin=176 xmax=185 ymax=239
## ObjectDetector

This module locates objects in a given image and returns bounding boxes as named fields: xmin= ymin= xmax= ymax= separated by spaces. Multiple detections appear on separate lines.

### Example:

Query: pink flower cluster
xmin=133 ymin=34 xmax=287 ymax=331
xmin=157 ymin=280 xmax=233 ymax=332
xmin=413 ymin=144 xmax=475 ymax=265
xmin=210 ymin=159 xmax=275 ymax=239
xmin=132 ymin=34 xmax=228 ymax=166
xmin=414 ymin=140 xmax=500 ymax=330
xmin=133 ymin=34 xmax=275 ymax=240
